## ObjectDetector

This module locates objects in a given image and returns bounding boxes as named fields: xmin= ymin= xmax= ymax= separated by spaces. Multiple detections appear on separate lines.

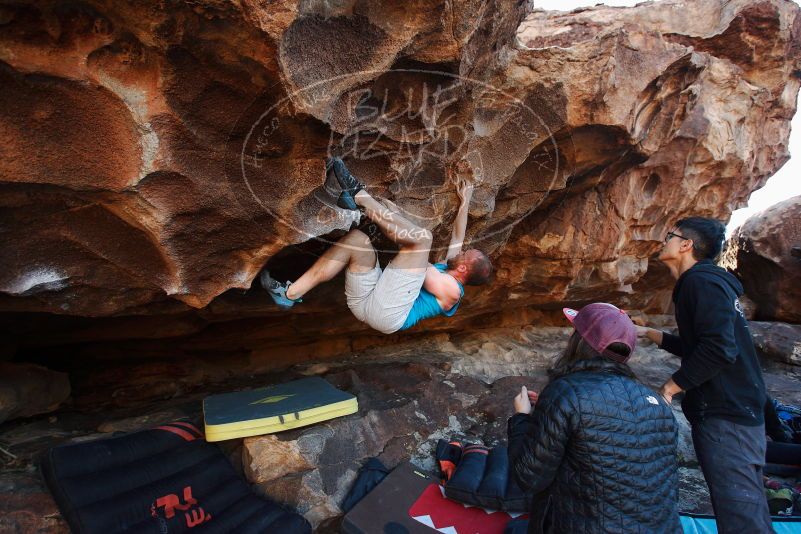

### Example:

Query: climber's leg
xmin=284 ymin=229 xmax=376 ymax=301
xmin=336 ymin=192 xmax=432 ymax=334
xmin=354 ymin=190 xmax=432 ymax=274
xmin=311 ymin=159 xmax=431 ymax=333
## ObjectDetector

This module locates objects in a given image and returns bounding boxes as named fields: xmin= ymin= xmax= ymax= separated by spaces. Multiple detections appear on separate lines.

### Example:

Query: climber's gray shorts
xmin=345 ymin=259 xmax=426 ymax=334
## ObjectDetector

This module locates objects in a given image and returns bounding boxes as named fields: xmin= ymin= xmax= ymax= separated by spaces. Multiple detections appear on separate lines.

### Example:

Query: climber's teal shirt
xmin=398 ymin=263 xmax=464 ymax=331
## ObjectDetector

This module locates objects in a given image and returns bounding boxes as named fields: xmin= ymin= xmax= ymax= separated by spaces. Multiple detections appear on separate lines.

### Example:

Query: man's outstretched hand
xmin=455 ymin=176 xmax=474 ymax=204
xmin=513 ymin=385 xmax=539 ymax=415
xmin=636 ymin=324 xmax=664 ymax=346
xmin=444 ymin=175 xmax=474 ymax=261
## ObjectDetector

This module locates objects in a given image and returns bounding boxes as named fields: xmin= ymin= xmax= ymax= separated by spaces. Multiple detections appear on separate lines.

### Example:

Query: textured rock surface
xmin=726 ymin=196 xmax=801 ymax=323
xmin=242 ymin=434 xmax=313 ymax=484
xmin=0 ymin=363 xmax=70 ymax=424
xmin=1 ymin=0 xmax=800 ymax=353
xmin=749 ymin=321 xmax=801 ymax=366
xmin=0 ymin=469 xmax=67 ymax=534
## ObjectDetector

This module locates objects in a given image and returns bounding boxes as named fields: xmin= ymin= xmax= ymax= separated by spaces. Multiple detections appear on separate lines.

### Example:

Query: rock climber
xmin=260 ymin=158 xmax=492 ymax=334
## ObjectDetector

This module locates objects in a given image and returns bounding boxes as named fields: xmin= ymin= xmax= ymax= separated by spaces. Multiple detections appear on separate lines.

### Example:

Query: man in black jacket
xmin=639 ymin=217 xmax=772 ymax=533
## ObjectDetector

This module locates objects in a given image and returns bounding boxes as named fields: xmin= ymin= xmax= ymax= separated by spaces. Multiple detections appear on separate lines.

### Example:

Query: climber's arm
xmin=444 ymin=178 xmax=474 ymax=261
xmin=423 ymin=266 xmax=462 ymax=310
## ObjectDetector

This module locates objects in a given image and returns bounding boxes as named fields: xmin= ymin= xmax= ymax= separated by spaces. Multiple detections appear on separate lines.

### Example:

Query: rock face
xmin=0 ymin=363 xmax=70 ymax=424
xmin=0 ymin=470 xmax=68 ymax=534
xmin=727 ymin=196 xmax=801 ymax=323
xmin=749 ymin=321 xmax=801 ymax=366
xmin=1 ymin=0 xmax=800 ymax=353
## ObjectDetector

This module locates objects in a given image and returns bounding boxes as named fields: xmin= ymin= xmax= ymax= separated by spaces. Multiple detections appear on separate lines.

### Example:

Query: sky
xmin=535 ymin=0 xmax=801 ymax=235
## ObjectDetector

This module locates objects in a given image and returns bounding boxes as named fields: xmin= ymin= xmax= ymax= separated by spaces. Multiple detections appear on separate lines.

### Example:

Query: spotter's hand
xmin=514 ymin=385 xmax=537 ymax=415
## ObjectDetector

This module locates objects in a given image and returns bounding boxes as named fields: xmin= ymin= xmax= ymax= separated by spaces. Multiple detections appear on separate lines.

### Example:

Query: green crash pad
xmin=203 ymin=377 xmax=358 ymax=441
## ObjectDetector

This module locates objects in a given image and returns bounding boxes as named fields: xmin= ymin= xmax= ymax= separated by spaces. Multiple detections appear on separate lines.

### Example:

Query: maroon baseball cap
xmin=562 ymin=303 xmax=637 ymax=363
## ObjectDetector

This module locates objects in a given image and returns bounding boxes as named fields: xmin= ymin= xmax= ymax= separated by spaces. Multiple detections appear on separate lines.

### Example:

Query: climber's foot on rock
xmin=259 ymin=270 xmax=301 ymax=310
xmin=315 ymin=159 xmax=360 ymax=210
xmin=326 ymin=157 xmax=364 ymax=195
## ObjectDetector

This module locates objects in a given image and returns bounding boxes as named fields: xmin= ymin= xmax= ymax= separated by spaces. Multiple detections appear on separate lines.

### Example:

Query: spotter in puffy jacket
xmin=507 ymin=303 xmax=681 ymax=534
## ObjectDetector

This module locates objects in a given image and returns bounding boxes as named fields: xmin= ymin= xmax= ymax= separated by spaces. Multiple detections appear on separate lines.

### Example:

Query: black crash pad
xmin=40 ymin=421 xmax=311 ymax=534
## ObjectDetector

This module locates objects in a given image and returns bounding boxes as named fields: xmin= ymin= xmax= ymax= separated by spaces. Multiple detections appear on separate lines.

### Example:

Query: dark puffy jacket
xmin=507 ymin=358 xmax=680 ymax=534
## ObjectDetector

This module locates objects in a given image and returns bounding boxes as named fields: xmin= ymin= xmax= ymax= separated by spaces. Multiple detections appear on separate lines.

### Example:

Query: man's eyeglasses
xmin=664 ymin=231 xmax=689 ymax=243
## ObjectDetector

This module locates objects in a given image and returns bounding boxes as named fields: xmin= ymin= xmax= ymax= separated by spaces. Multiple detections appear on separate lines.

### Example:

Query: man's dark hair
xmin=466 ymin=250 xmax=493 ymax=285
xmin=676 ymin=217 xmax=727 ymax=261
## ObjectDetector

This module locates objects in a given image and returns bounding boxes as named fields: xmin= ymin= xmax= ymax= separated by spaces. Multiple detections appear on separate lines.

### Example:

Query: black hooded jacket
xmin=660 ymin=260 xmax=767 ymax=426
xmin=507 ymin=358 xmax=680 ymax=534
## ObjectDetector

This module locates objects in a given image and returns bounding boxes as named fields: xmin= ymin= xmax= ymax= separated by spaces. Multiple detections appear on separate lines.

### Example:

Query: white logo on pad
xmin=646 ymin=396 xmax=659 ymax=405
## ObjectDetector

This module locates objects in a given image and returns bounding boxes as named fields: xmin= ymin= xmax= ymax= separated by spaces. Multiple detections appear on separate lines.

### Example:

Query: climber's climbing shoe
xmin=314 ymin=162 xmax=359 ymax=210
xmin=326 ymin=157 xmax=364 ymax=195
xmin=259 ymin=270 xmax=301 ymax=310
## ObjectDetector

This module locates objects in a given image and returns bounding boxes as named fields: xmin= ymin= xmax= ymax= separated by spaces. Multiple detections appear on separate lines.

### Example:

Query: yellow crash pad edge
xmin=204 ymin=398 xmax=358 ymax=442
